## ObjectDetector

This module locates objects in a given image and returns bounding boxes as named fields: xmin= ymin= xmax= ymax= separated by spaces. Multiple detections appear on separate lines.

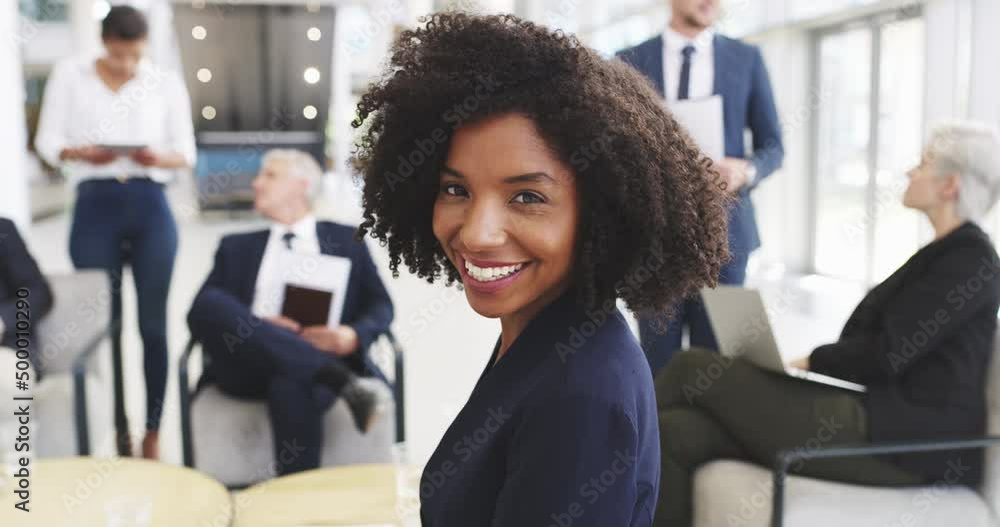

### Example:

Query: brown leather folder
xmin=280 ymin=284 xmax=333 ymax=327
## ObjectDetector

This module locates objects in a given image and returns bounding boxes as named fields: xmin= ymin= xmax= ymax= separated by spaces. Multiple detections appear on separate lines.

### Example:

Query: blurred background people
xmin=187 ymin=149 xmax=394 ymax=476
xmin=618 ymin=0 xmax=784 ymax=375
xmin=33 ymin=5 xmax=196 ymax=459
xmin=655 ymin=122 xmax=1000 ymax=526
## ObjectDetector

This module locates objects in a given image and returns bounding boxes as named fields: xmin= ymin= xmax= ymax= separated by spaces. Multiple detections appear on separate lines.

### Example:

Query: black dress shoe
xmin=313 ymin=364 xmax=379 ymax=434
xmin=340 ymin=381 xmax=379 ymax=434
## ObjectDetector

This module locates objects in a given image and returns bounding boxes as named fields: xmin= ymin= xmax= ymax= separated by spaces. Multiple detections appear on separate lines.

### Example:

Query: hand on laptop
xmin=301 ymin=325 xmax=359 ymax=357
xmin=788 ymin=356 xmax=810 ymax=371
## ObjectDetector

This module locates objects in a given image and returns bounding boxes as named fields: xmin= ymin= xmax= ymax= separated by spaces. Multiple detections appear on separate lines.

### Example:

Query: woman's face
xmin=102 ymin=38 xmax=147 ymax=77
xmin=903 ymin=149 xmax=958 ymax=212
xmin=433 ymin=113 xmax=580 ymax=321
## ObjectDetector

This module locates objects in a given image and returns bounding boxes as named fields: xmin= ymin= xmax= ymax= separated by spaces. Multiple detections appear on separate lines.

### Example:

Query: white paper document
xmin=666 ymin=94 xmax=724 ymax=161
xmin=275 ymin=251 xmax=352 ymax=328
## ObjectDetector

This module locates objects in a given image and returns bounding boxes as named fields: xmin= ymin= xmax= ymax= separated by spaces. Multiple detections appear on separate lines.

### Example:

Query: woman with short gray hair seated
xmin=656 ymin=122 xmax=1000 ymax=526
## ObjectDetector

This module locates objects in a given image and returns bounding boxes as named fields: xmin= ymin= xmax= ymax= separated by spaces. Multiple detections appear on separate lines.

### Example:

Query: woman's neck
xmin=496 ymin=283 xmax=572 ymax=363
xmin=927 ymin=207 xmax=965 ymax=240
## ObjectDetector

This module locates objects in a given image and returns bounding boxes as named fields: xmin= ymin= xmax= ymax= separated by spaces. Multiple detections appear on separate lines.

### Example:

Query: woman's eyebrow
xmin=503 ymin=172 xmax=556 ymax=185
xmin=441 ymin=166 xmax=465 ymax=179
xmin=442 ymin=167 xmax=557 ymax=185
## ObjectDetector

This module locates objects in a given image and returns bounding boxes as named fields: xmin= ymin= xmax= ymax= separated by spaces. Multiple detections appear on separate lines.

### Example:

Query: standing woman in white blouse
xmin=35 ymin=6 xmax=195 ymax=460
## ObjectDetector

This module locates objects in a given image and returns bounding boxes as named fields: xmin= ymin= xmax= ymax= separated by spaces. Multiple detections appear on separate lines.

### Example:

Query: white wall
xmin=2 ymin=1 xmax=30 ymax=229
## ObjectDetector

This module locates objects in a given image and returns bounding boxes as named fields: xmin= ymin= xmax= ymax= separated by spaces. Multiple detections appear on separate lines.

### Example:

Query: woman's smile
xmin=458 ymin=254 xmax=533 ymax=294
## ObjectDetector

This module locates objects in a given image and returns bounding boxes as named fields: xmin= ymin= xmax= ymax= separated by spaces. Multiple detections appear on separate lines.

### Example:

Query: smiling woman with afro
xmin=352 ymin=12 xmax=729 ymax=527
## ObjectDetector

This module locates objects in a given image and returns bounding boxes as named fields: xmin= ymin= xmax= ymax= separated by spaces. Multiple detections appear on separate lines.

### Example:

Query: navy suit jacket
xmin=419 ymin=291 xmax=660 ymax=526
xmin=0 ymin=218 xmax=53 ymax=372
xmin=617 ymin=34 xmax=784 ymax=254
xmin=191 ymin=220 xmax=394 ymax=378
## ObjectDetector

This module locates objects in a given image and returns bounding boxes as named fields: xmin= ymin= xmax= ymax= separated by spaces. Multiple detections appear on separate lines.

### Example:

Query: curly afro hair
xmin=352 ymin=13 xmax=731 ymax=316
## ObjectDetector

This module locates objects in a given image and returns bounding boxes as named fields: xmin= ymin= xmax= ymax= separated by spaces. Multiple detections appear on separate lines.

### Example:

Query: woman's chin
xmin=465 ymin=296 xmax=509 ymax=319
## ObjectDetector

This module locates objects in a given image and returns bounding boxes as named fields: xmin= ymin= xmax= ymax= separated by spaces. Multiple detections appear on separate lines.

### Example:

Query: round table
xmin=233 ymin=463 xmax=419 ymax=527
xmin=0 ymin=457 xmax=232 ymax=526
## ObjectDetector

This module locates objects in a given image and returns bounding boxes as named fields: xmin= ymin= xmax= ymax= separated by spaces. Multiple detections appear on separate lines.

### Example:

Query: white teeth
xmin=464 ymin=260 xmax=525 ymax=282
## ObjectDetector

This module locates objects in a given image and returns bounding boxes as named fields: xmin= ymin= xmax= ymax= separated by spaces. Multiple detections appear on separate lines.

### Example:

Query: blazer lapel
xmin=712 ymin=33 xmax=724 ymax=96
xmin=316 ymin=222 xmax=340 ymax=256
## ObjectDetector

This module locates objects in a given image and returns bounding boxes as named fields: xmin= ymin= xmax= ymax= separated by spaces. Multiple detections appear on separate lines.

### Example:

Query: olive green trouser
xmin=655 ymin=349 xmax=924 ymax=527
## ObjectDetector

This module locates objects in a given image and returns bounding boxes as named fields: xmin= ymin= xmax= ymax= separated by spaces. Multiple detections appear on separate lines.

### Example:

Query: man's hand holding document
xmin=271 ymin=251 xmax=357 ymax=355
xmin=667 ymin=95 xmax=754 ymax=193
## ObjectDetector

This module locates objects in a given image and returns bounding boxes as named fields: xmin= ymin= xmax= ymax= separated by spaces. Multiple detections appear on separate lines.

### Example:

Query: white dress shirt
xmin=251 ymin=215 xmax=321 ymax=318
xmin=662 ymin=27 xmax=715 ymax=103
xmin=34 ymin=56 xmax=196 ymax=184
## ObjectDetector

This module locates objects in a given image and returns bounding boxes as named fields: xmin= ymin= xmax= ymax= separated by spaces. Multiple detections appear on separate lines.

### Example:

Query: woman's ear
xmin=941 ymin=172 xmax=961 ymax=202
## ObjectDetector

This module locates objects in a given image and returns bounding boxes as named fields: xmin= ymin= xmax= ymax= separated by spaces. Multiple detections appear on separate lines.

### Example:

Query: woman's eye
xmin=441 ymin=183 xmax=468 ymax=197
xmin=511 ymin=191 xmax=545 ymax=204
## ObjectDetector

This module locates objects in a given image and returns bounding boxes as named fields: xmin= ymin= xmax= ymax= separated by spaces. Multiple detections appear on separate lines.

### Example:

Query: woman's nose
xmin=460 ymin=201 xmax=507 ymax=251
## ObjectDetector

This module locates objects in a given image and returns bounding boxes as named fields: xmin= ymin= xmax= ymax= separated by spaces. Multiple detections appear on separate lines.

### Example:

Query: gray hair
xmin=925 ymin=122 xmax=1000 ymax=221
xmin=260 ymin=149 xmax=324 ymax=203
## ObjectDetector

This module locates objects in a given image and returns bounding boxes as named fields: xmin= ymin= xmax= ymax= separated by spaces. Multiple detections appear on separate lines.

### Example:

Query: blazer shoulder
xmin=218 ymin=229 xmax=268 ymax=251
xmin=616 ymin=35 xmax=661 ymax=62
xmin=0 ymin=217 xmax=15 ymax=234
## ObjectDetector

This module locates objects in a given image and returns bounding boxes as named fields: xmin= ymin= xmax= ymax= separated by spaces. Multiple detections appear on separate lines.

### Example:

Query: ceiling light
xmin=192 ymin=26 xmax=207 ymax=40
xmin=202 ymin=106 xmax=217 ymax=120
xmin=303 ymin=67 xmax=321 ymax=85
xmin=197 ymin=68 xmax=212 ymax=83
xmin=307 ymin=27 xmax=322 ymax=41
xmin=303 ymin=105 xmax=318 ymax=120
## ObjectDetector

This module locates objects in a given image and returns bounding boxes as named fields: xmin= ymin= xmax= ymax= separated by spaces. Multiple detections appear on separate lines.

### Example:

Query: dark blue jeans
xmin=639 ymin=250 xmax=749 ymax=376
xmin=69 ymin=179 xmax=177 ymax=431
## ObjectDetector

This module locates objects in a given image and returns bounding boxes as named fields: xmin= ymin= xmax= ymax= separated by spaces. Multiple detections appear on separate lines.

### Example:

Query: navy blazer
xmin=0 ymin=218 xmax=53 ymax=372
xmin=419 ymin=291 xmax=660 ymax=526
xmin=190 ymin=220 xmax=393 ymax=377
xmin=616 ymin=34 xmax=784 ymax=254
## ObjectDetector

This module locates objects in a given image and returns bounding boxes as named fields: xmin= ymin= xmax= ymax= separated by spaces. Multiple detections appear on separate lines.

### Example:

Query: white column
xmin=1 ymin=1 xmax=30 ymax=229
xmin=69 ymin=0 xmax=102 ymax=58
xmin=968 ymin=0 xmax=1000 ymax=125
xmin=922 ymin=0 xmax=970 ymax=128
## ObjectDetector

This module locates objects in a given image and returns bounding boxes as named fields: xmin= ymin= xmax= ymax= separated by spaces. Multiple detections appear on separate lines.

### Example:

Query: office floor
xmin=24 ymin=174 xmax=868 ymax=468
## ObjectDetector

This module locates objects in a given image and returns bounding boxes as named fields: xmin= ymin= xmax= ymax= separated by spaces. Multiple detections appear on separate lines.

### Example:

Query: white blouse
xmin=34 ymin=56 xmax=196 ymax=184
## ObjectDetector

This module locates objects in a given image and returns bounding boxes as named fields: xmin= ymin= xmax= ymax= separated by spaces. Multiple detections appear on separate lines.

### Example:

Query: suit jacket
xmin=811 ymin=222 xmax=1000 ymax=485
xmin=192 ymin=220 xmax=394 ymax=378
xmin=419 ymin=291 xmax=660 ymax=526
xmin=0 ymin=218 xmax=53 ymax=372
xmin=616 ymin=34 xmax=784 ymax=254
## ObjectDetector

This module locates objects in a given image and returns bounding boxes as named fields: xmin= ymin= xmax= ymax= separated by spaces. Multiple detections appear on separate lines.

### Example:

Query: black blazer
xmin=190 ymin=220 xmax=394 ymax=378
xmin=810 ymin=222 xmax=1000 ymax=485
xmin=0 ymin=218 xmax=53 ymax=371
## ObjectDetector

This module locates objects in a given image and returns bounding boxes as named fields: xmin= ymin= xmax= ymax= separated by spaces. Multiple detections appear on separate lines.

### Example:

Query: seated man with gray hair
xmin=655 ymin=122 xmax=1000 ymax=526
xmin=187 ymin=149 xmax=394 ymax=475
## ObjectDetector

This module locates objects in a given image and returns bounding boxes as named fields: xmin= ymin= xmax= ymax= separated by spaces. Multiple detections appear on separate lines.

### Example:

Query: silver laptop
xmin=701 ymin=286 xmax=867 ymax=393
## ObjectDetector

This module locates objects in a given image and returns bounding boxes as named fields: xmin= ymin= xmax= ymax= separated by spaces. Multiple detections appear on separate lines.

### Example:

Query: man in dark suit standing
xmin=187 ymin=149 xmax=394 ymax=475
xmin=0 ymin=218 xmax=54 ymax=389
xmin=617 ymin=0 xmax=784 ymax=374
